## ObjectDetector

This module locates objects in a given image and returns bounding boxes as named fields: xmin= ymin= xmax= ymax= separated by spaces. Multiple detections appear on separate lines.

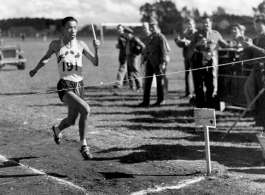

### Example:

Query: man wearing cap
xmin=140 ymin=22 xmax=156 ymax=90
xmin=138 ymin=17 xmax=169 ymax=107
xmin=175 ymin=17 xmax=197 ymax=99
xmin=123 ymin=26 xmax=145 ymax=91
xmin=237 ymin=14 xmax=265 ymax=130
xmin=190 ymin=15 xmax=230 ymax=109
xmin=114 ymin=24 xmax=128 ymax=88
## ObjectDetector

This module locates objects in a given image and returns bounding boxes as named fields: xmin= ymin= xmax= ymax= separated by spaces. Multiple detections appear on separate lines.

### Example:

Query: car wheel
xmin=17 ymin=62 xmax=25 ymax=70
xmin=17 ymin=55 xmax=26 ymax=70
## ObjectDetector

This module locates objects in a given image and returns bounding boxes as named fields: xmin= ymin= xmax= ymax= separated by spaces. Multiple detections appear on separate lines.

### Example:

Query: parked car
xmin=0 ymin=42 xmax=26 ymax=70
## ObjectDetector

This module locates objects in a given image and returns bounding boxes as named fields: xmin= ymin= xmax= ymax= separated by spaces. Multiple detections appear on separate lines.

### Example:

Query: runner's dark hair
xmin=61 ymin=16 xmax=78 ymax=27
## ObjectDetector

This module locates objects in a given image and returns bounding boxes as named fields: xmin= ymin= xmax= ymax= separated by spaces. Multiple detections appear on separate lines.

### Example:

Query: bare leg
xmin=57 ymin=106 xmax=79 ymax=132
xmin=79 ymin=114 xmax=86 ymax=143
xmin=61 ymin=91 xmax=90 ymax=145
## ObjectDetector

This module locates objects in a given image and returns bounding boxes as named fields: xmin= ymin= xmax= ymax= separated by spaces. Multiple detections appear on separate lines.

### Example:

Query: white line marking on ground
xmin=0 ymin=154 xmax=87 ymax=194
xmin=130 ymin=176 xmax=204 ymax=195
xmin=0 ymin=181 xmax=17 ymax=186
xmin=89 ymin=131 xmax=100 ymax=134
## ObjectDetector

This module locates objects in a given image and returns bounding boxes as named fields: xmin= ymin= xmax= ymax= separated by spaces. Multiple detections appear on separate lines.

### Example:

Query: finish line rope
xmin=0 ymin=56 xmax=265 ymax=101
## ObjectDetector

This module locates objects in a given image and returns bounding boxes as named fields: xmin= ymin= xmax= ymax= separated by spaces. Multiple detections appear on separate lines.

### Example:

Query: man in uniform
xmin=140 ymin=22 xmax=153 ymax=90
xmin=123 ymin=27 xmax=145 ymax=91
xmin=190 ymin=15 xmax=230 ymax=109
xmin=138 ymin=17 xmax=168 ymax=107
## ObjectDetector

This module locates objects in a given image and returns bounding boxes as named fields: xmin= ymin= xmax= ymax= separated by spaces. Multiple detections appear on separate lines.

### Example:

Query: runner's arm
xmin=29 ymin=41 xmax=55 ymax=77
xmin=81 ymin=40 xmax=100 ymax=66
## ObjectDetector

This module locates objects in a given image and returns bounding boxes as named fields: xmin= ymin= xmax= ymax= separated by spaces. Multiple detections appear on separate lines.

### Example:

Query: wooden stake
xmin=204 ymin=126 xmax=211 ymax=175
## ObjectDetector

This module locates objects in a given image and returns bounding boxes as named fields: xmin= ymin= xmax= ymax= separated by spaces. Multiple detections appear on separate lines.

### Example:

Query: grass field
xmin=0 ymin=36 xmax=265 ymax=195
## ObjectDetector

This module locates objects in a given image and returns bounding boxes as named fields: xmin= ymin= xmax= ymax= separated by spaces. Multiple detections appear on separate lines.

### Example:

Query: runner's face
xmin=62 ymin=21 xmax=78 ymax=40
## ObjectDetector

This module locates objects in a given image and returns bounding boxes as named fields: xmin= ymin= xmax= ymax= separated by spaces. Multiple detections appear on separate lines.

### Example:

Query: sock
xmin=81 ymin=139 xmax=87 ymax=147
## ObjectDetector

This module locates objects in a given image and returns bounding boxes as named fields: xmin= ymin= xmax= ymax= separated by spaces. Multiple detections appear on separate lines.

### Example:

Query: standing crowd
xmin=113 ymin=14 xmax=265 ymax=134
xmin=114 ymin=17 xmax=170 ymax=107
xmin=114 ymin=15 xmax=238 ymax=109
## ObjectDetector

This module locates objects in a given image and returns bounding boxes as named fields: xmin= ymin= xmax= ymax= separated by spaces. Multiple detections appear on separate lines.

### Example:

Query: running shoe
xmin=80 ymin=145 xmax=93 ymax=160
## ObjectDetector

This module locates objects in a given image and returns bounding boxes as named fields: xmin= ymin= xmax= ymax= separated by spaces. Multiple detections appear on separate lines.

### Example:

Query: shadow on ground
xmin=228 ymin=168 xmax=265 ymax=176
xmin=94 ymin=144 xmax=263 ymax=168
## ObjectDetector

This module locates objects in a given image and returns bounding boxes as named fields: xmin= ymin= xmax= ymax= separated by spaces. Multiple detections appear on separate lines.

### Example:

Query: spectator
xmin=123 ymin=27 xmax=145 ymax=92
xmin=164 ymin=38 xmax=171 ymax=95
xmin=155 ymin=25 xmax=171 ymax=95
xmin=239 ymin=24 xmax=247 ymax=38
xmin=175 ymin=17 xmax=197 ymax=99
xmin=138 ymin=17 xmax=168 ymax=107
xmin=20 ymin=33 xmax=25 ymax=41
xmin=140 ymin=22 xmax=154 ymax=89
xmin=229 ymin=23 xmax=252 ymax=48
xmin=237 ymin=14 xmax=265 ymax=130
xmin=190 ymin=15 xmax=230 ymax=109
xmin=113 ymin=24 xmax=128 ymax=88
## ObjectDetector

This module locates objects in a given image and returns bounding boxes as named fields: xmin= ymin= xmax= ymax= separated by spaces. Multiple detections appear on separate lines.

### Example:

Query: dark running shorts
xmin=57 ymin=79 xmax=84 ymax=102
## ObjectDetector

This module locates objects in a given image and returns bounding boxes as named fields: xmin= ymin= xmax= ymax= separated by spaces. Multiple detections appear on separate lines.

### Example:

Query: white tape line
xmin=130 ymin=176 xmax=204 ymax=195
xmin=0 ymin=154 xmax=87 ymax=194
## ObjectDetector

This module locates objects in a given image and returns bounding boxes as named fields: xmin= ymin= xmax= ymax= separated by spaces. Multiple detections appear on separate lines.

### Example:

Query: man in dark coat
xmin=138 ymin=17 xmax=168 ymax=107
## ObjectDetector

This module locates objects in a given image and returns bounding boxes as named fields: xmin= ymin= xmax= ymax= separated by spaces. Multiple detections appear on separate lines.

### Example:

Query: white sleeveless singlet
xmin=57 ymin=39 xmax=83 ymax=82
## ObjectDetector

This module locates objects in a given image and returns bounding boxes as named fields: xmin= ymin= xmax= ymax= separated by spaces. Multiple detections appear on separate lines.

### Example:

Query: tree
xmin=253 ymin=0 xmax=265 ymax=14
xmin=180 ymin=6 xmax=200 ymax=19
xmin=139 ymin=0 xmax=182 ymax=34
xmin=213 ymin=6 xmax=226 ymax=16
xmin=180 ymin=6 xmax=191 ymax=18
xmin=0 ymin=18 xmax=61 ymax=32
xmin=192 ymin=8 xmax=201 ymax=19
xmin=140 ymin=3 xmax=156 ymax=23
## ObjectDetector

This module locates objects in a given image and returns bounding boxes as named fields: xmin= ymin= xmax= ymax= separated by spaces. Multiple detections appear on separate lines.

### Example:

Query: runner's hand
xmin=93 ymin=39 xmax=100 ymax=49
xmin=29 ymin=69 xmax=37 ymax=77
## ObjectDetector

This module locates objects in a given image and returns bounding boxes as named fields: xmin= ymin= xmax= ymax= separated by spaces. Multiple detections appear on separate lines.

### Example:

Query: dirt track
xmin=1 ymin=86 xmax=265 ymax=195
xmin=0 ymin=37 xmax=265 ymax=194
